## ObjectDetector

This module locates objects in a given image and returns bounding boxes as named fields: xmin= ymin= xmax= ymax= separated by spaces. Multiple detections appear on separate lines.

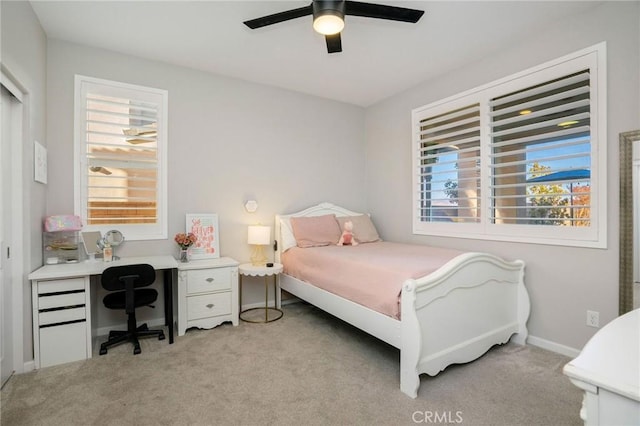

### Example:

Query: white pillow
xmin=280 ymin=217 xmax=297 ymax=253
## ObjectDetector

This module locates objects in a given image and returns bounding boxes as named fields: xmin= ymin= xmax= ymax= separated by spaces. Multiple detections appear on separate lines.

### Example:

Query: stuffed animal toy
xmin=337 ymin=220 xmax=359 ymax=246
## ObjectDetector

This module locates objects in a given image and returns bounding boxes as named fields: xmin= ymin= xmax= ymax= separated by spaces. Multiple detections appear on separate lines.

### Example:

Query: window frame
xmin=412 ymin=43 xmax=607 ymax=248
xmin=74 ymin=75 xmax=168 ymax=241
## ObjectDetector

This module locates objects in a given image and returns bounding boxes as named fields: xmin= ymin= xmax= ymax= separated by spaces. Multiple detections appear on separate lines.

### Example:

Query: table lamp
xmin=248 ymin=225 xmax=271 ymax=266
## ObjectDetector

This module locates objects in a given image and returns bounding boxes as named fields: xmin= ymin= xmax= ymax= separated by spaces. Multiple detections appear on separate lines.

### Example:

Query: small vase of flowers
xmin=174 ymin=232 xmax=197 ymax=262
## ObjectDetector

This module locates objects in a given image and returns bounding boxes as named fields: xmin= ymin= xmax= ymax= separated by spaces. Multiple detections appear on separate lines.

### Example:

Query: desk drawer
xmin=38 ymin=292 xmax=85 ymax=310
xmin=186 ymin=268 xmax=232 ymax=294
xmin=39 ymin=307 xmax=86 ymax=326
xmin=37 ymin=277 xmax=86 ymax=295
xmin=187 ymin=292 xmax=231 ymax=320
xmin=39 ymin=321 xmax=87 ymax=368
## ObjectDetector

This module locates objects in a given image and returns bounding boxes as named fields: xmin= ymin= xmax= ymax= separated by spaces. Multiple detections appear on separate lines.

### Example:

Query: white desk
xmin=564 ymin=309 xmax=640 ymax=425
xmin=29 ymin=255 xmax=178 ymax=368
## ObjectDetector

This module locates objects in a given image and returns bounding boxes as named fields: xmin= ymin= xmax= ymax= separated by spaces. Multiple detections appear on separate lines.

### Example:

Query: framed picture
xmin=185 ymin=213 xmax=220 ymax=259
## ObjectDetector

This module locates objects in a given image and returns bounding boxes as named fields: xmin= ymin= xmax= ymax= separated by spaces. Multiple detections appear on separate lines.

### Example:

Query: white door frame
xmin=1 ymin=67 xmax=26 ymax=375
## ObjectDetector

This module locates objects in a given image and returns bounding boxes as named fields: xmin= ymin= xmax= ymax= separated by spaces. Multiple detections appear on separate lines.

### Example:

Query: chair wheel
xmin=134 ymin=345 xmax=141 ymax=355
xmin=99 ymin=347 xmax=107 ymax=355
xmin=158 ymin=332 xmax=165 ymax=341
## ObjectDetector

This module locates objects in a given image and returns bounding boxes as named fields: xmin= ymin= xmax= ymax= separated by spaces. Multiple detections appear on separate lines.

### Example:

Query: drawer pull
xmin=206 ymin=303 xmax=215 ymax=309
xmin=206 ymin=278 xmax=215 ymax=283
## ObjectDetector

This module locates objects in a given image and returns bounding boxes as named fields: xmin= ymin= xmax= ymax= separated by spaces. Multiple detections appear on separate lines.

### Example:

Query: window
xmin=412 ymin=43 xmax=606 ymax=248
xmin=415 ymin=100 xmax=482 ymax=224
xmin=74 ymin=76 xmax=168 ymax=240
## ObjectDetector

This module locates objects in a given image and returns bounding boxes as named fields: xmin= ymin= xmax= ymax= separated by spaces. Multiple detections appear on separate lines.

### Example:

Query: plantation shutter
xmin=83 ymin=93 xmax=159 ymax=224
xmin=415 ymin=103 xmax=481 ymax=223
xmin=412 ymin=44 xmax=604 ymax=247
xmin=75 ymin=76 xmax=168 ymax=240
xmin=488 ymin=69 xmax=591 ymax=226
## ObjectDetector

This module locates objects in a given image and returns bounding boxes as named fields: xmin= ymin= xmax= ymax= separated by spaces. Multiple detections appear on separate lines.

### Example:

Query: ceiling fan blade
xmin=89 ymin=166 xmax=112 ymax=175
xmin=243 ymin=5 xmax=313 ymax=29
xmin=344 ymin=1 xmax=424 ymax=23
xmin=325 ymin=33 xmax=342 ymax=54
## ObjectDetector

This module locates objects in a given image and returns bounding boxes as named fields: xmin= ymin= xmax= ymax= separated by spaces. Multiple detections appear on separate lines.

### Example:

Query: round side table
xmin=239 ymin=263 xmax=283 ymax=323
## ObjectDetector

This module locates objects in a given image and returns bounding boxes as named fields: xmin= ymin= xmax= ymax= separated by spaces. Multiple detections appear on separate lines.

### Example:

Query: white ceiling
xmin=30 ymin=1 xmax=602 ymax=106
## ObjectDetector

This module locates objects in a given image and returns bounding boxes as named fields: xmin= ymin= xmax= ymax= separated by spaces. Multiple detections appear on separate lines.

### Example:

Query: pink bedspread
xmin=281 ymin=242 xmax=465 ymax=319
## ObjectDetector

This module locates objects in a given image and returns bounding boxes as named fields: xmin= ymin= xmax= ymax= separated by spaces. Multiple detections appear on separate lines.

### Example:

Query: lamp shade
xmin=248 ymin=225 xmax=271 ymax=245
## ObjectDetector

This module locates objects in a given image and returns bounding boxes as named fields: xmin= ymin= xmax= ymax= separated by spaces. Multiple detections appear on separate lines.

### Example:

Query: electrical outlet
xmin=586 ymin=310 xmax=599 ymax=328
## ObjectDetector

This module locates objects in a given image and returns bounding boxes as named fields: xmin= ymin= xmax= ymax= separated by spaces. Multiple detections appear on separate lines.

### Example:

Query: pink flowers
xmin=174 ymin=233 xmax=197 ymax=249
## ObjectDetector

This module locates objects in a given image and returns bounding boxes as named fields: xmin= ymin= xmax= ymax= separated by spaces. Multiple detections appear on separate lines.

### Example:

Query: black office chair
xmin=99 ymin=264 xmax=165 ymax=355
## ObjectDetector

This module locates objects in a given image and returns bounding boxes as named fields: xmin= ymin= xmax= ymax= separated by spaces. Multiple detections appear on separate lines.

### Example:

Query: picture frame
xmin=185 ymin=213 xmax=220 ymax=259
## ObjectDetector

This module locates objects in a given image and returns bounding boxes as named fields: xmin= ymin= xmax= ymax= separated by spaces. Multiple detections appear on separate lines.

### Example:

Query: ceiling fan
xmin=243 ymin=0 xmax=425 ymax=54
xmin=89 ymin=166 xmax=112 ymax=175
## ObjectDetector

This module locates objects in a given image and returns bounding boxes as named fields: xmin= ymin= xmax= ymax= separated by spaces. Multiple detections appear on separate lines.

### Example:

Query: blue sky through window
xmin=429 ymin=135 xmax=590 ymax=207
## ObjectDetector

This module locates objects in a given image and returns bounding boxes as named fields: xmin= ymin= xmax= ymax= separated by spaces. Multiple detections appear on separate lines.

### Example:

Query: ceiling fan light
xmin=313 ymin=14 xmax=344 ymax=35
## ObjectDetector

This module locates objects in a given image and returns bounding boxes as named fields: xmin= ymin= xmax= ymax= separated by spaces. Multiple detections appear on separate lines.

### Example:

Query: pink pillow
xmin=337 ymin=215 xmax=381 ymax=243
xmin=290 ymin=214 xmax=341 ymax=248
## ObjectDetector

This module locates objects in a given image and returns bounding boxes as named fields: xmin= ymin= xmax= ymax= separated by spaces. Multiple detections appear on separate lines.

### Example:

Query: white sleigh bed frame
xmin=275 ymin=203 xmax=530 ymax=398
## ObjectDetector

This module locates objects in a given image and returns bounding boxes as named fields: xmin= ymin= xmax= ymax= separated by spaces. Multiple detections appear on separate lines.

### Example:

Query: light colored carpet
xmin=1 ymin=303 xmax=582 ymax=425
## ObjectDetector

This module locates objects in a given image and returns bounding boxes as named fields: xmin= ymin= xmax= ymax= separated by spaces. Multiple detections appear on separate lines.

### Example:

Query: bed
xmin=274 ymin=202 xmax=530 ymax=398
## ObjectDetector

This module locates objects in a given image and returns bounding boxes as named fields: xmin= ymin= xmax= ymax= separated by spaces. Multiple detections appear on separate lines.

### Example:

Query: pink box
xmin=44 ymin=215 xmax=83 ymax=232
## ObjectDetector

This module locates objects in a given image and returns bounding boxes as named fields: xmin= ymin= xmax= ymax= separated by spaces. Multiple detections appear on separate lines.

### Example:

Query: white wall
xmin=1 ymin=1 xmax=48 ymax=366
xmin=364 ymin=2 xmax=640 ymax=352
xmin=45 ymin=40 xmax=366 ymax=330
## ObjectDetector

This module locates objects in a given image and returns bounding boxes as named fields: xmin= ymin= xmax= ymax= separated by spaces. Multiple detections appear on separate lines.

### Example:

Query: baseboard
xmin=241 ymin=301 xmax=270 ymax=311
xmin=241 ymin=299 xmax=298 ymax=311
xmin=22 ymin=360 xmax=36 ymax=373
xmin=527 ymin=335 xmax=581 ymax=358
xmin=281 ymin=298 xmax=298 ymax=306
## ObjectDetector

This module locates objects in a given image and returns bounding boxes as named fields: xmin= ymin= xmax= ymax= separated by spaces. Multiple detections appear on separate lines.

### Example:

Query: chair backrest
xmin=101 ymin=264 xmax=156 ymax=292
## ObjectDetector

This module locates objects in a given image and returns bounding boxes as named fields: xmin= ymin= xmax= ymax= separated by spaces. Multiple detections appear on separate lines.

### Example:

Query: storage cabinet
xmin=43 ymin=231 xmax=81 ymax=264
xmin=177 ymin=257 xmax=239 ymax=336
xmin=31 ymin=277 xmax=92 ymax=368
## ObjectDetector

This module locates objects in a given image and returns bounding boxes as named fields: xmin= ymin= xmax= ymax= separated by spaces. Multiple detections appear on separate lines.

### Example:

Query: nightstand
xmin=239 ymin=263 xmax=283 ymax=323
xmin=177 ymin=257 xmax=239 ymax=336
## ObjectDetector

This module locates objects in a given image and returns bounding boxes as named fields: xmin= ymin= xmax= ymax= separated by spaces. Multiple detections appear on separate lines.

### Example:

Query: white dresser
xmin=177 ymin=257 xmax=239 ymax=336
xmin=563 ymin=308 xmax=640 ymax=425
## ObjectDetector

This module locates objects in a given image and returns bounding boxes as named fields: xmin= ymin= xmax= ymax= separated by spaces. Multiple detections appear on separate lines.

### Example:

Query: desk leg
xmin=164 ymin=268 xmax=175 ymax=344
